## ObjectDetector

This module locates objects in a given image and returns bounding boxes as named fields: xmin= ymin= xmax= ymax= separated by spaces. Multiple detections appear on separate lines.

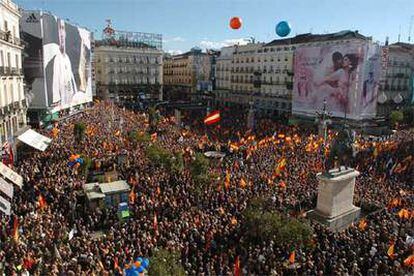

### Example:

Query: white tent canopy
xmin=18 ymin=129 xmax=52 ymax=152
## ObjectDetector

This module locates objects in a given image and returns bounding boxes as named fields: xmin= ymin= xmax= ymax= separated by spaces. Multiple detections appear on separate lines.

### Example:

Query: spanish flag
xmin=289 ymin=250 xmax=295 ymax=264
xmin=153 ymin=212 xmax=159 ymax=234
xmin=358 ymin=218 xmax=368 ymax=231
xmin=234 ymin=256 xmax=241 ymax=276
xmin=279 ymin=180 xmax=287 ymax=189
xmin=225 ymin=170 xmax=231 ymax=190
xmin=12 ymin=215 xmax=19 ymax=242
xmin=239 ymin=178 xmax=247 ymax=189
xmin=38 ymin=194 xmax=47 ymax=210
xmin=151 ymin=132 xmax=158 ymax=142
xmin=129 ymin=188 xmax=136 ymax=204
xmin=387 ymin=241 xmax=395 ymax=259
xmin=204 ymin=111 xmax=221 ymax=125
xmin=398 ymin=209 xmax=410 ymax=219
xmin=403 ymin=254 xmax=414 ymax=267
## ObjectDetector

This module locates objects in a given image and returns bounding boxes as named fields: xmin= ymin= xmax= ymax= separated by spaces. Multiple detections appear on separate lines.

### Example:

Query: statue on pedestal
xmin=324 ymin=124 xmax=356 ymax=176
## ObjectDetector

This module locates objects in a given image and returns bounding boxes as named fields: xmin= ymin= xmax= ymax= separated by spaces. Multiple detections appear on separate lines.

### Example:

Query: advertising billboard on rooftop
xmin=292 ymin=42 xmax=381 ymax=120
xmin=21 ymin=11 xmax=92 ymax=112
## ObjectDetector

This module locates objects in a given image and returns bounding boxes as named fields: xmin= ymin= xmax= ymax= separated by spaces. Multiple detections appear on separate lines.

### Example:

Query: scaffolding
xmin=98 ymin=19 xmax=162 ymax=50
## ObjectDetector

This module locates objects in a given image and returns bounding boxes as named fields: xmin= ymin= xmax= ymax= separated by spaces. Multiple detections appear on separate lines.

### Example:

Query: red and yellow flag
xmin=239 ymin=178 xmax=247 ymax=189
xmin=358 ymin=218 xmax=367 ymax=231
xmin=225 ymin=170 xmax=231 ymax=190
xmin=129 ymin=188 xmax=136 ymax=204
xmin=234 ymin=256 xmax=241 ymax=276
xmin=398 ymin=209 xmax=410 ymax=219
xmin=387 ymin=242 xmax=395 ymax=259
xmin=289 ymin=250 xmax=295 ymax=264
xmin=12 ymin=215 xmax=19 ymax=242
xmin=403 ymin=254 xmax=414 ymax=267
xmin=38 ymin=195 xmax=47 ymax=210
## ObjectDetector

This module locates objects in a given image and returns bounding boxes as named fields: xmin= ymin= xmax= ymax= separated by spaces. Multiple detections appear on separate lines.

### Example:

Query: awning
xmin=17 ymin=129 xmax=52 ymax=152
xmin=0 ymin=162 xmax=23 ymax=188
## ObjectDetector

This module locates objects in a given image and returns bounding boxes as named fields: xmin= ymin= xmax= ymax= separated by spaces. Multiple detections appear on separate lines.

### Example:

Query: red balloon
xmin=230 ymin=17 xmax=242 ymax=30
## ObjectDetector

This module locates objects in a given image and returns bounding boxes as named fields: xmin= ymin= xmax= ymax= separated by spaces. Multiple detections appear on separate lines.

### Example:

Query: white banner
xmin=0 ymin=177 xmax=13 ymax=198
xmin=0 ymin=195 xmax=11 ymax=215
xmin=17 ymin=129 xmax=52 ymax=152
xmin=0 ymin=162 xmax=23 ymax=188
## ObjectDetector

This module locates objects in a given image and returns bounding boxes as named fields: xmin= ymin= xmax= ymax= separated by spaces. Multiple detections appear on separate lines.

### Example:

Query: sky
xmin=14 ymin=0 xmax=414 ymax=54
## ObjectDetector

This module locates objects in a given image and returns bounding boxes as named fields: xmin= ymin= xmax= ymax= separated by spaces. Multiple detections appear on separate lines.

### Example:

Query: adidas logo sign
xmin=26 ymin=13 xmax=39 ymax=23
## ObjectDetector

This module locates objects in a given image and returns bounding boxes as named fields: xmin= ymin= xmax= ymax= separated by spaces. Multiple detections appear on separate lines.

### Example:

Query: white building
xmin=215 ymin=31 xmax=373 ymax=119
xmin=377 ymin=42 xmax=414 ymax=117
xmin=0 ymin=0 xmax=27 ymax=149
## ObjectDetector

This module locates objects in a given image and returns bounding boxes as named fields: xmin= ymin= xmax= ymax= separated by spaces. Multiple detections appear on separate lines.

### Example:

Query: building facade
xmin=94 ymin=43 xmax=163 ymax=102
xmin=0 ymin=0 xmax=27 ymax=150
xmin=163 ymin=47 xmax=211 ymax=101
xmin=377 ymin=42 xmax=414 ymax=117
xmin=214 ymin=31 xmax=374 ymax=119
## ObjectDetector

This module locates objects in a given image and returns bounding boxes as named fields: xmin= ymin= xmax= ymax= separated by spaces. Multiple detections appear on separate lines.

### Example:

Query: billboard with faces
xmin=292 ymin=42 xmax=381 ymax=120
xmin=21 ymin=11 xmax=92 ymax=111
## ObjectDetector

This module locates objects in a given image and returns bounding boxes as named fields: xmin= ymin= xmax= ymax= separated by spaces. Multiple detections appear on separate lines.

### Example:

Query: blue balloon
xmin=141 ymin=258 xmax=149 ymax=269
xmin=136 ymin=257 xmax=143 ymax=263
xmin=68 ymin=161 xmax=75 ymax=167
xmin=125 ymin=268 xmax=138 ymax=276
xmin=276 ymin=21 xmax=291 ymax=37
xmin=137 ymin=266 xmax=145 ymax=273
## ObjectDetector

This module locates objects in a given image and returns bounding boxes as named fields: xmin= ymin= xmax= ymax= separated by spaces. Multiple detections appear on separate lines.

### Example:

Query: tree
xmin=148 ymin=248 xmax=185 ymax=276
xmin=242 ymin=197 xmax=312 ymax=246
xmin=74 ymin=122 xmax=86 ymax=144
xmin=389 ymin=110 xmax=404 ymax=127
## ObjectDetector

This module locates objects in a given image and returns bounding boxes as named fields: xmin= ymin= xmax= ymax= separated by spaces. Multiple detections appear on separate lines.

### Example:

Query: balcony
xmin=0 ymin=30 xmax=23 ymax=47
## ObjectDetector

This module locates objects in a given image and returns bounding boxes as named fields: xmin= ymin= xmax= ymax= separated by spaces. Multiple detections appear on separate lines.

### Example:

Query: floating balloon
xmin=141 ymin=258 xmax=149 ymax=269
xmin=275 ymin=21 xmax=291 ymax=37
xmin=230 ymin=17 xmax=242 ymax=30
xmin=137 ymin=266 xmax=145 ymax=273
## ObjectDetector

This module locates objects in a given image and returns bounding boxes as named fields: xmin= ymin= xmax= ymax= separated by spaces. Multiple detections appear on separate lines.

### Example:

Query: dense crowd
xmin=0 ymin=102 xmax=413 ymax=275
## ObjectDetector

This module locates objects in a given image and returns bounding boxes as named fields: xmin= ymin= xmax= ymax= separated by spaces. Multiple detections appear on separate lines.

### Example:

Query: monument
xmin=307 ymin=104 xmax=361 ymax=231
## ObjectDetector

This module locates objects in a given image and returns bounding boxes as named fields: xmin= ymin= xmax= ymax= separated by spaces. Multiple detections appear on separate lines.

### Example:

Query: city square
xmin=0 ymin=0 xmax=413 ymax=275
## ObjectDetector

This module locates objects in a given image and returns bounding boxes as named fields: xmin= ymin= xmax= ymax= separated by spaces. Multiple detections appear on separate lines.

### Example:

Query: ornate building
xmin=94 ymin=21 xmax=163 ymax=102
xmin=0 ymin=0 xmax=27 ymax=155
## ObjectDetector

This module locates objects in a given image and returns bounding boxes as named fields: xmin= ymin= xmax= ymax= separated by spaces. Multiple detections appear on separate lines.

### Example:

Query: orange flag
xmin=358 ymin=218 xmax=368 ymax=231
xmin=289 ymin=250 xmax=295 ymax=264
xmin=12 ymin=215 xmax=19 ymax=242
xmin=234 ymin=256 xmax=241 ymax=276
xmin=129 ymin=188 xmax=136 ymax=204
xmin=398 ymin=209 xmax=410 ymax=219
xmin=153 ymin=212 xmax=159 ymax=234
xmin=231 ymin=216 xmax=238 ymax=225
xmin=387 ymin=242 xmax=395 ymax=259
xmin=403 ymin=254 xmax=414 ymax=267
xmin=38 ymin=195 xmax=47 ymax=209
xmin=225 ymin=170 xmax=231 ymax=190
xmin=239 ymin=178 xmax=247 ymax=189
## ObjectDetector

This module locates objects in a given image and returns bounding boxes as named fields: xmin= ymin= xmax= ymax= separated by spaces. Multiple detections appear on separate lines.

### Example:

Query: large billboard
xmin=21 ymin=11 xmax=92 ymax=111
xmin=292 ymin=42 xmax=381 ymax=120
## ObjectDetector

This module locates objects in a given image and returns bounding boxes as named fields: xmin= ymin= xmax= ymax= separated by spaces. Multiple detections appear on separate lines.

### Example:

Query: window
xmin=15 ymin=54 xmax=19 ymax=68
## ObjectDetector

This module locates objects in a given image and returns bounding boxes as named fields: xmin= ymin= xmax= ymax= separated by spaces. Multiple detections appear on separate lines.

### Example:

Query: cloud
xmin=199 ymin=38 xmax=249 ymax=49
xmin=164 ymin=36 xmax=185 ymax=43
xmin=166 ymin=49 xmax=183 ymax=55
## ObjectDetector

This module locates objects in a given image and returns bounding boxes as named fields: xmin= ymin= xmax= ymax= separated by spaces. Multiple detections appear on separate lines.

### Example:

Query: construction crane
xmin=409 ymin=15 xmax=414 ymax=42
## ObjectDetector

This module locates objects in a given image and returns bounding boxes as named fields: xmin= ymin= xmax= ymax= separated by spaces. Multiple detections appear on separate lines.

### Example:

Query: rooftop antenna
xmin=408 ymin=15 xmax=414 ymax=42
xmin=398 ymin=25 xmax=401 ymax=42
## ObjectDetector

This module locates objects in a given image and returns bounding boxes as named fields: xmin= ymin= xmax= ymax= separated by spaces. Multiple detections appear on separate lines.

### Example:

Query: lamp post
xmin=315 ymin=99 xmax=332 ymax=172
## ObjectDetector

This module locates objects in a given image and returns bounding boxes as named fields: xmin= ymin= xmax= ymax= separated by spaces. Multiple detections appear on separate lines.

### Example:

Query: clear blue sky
xmin=15 ymin=0 xmax=414 ymax=54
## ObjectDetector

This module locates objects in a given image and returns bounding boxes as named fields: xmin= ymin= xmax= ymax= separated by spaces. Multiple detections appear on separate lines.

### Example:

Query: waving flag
xmin=234 ymin=256 xmax=241 ymax=276
xmin=204 ymin=111 xmax=221 ymax=125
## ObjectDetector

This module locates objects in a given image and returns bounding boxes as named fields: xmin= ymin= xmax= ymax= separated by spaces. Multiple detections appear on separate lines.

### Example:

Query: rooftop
xmin=265 ymin=30 xmax=370 ymax=47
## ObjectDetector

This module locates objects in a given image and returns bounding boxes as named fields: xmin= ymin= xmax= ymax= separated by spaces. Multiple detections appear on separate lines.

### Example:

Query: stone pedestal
xmin=307 ymin=167 xmax=360 ymax=232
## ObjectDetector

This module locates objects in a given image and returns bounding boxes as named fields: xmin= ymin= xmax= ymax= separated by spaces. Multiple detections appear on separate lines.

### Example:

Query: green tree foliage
xmin=74 ymin=122 xmax=86 ymax=144
xmin=389 ymin=110 xmax=404 ymax=127
xmin=145 ymin=145 xmax=184 ymax=174
xmin=242 ymin=197 xmax=312 ymax=246
xmin=148 ymin=248 xmax=185 ymax=276
xmin=189 ymin=153 xmax=210 ymax=179
xmin=80 ymin=156 xmax=93 ymax=176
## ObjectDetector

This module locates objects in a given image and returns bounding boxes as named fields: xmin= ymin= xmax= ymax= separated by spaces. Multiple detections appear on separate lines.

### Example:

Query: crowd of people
xmin=0 ymin=101 xmax=412 ymax=275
